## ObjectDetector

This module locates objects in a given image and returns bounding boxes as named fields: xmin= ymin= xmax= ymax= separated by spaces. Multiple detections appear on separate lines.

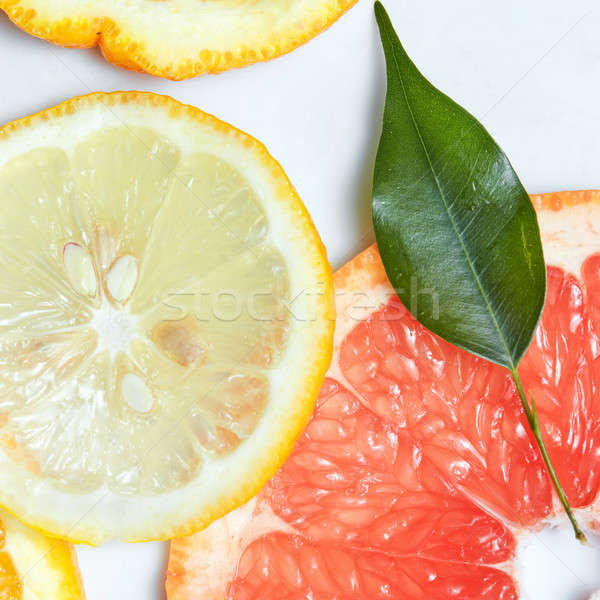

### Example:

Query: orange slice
xmin=0 ymin=91 xmax=334 ymax=544
xmin=0 ymin=0 xmax=357 ymax=80
xmin=0 ymin=507 xmax=83 ymax=599
xmin=167 ymin=190 xmax=600 ymax=599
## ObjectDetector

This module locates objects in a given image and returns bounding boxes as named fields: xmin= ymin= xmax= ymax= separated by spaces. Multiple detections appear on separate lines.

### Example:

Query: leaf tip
xmin=374 ymin=1 xmax=388 ymax=24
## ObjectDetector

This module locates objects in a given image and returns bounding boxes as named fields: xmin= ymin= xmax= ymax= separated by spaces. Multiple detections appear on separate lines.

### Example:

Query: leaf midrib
xmin=380 ymin=18 xmax=515 ymax=370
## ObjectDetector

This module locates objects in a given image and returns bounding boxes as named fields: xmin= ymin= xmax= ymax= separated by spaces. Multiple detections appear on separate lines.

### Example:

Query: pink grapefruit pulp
xmin=167 ymin=190 xmax=600 ymax=599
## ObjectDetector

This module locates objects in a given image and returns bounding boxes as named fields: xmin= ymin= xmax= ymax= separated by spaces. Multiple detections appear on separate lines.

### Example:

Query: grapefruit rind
xmin=533 ymin=190 xmax=600 ymax=276
xmin=0 ymin=91 xmax=335 ymax=545
xmin=0 ymin=0 xmax=358 ymax=80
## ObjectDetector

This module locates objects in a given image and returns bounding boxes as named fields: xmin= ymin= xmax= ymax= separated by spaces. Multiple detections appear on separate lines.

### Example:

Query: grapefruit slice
xmin=0 ymin=92 xmax=334 ymax=545
xmin=0 ymin=0 xmax=357 ymax=80
xmin=167 ymin=190 xmax=600 ymax=599
xmin=0 ymin=507 xmax=83 ymax=599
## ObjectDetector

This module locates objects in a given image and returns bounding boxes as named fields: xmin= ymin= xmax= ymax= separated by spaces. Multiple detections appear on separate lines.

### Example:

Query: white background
xmin=1 ymin=0 xmax=600 ymax=598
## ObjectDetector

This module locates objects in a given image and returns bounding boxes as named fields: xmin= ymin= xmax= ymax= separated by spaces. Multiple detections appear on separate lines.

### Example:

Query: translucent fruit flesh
xmin=0 ymin=125 xmax=289 ymax=497
xmin=167 ymin=193 xmax=600 ymax=599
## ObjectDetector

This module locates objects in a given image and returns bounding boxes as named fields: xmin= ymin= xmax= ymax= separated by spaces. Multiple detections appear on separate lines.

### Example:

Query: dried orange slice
xmin=0 ymin=0 xmax=357 ymax=80
xmin=167 ymin=191 xmax=600 ymax=599
xmin=0 ymin=508 xmax=83 ymax=599
xmin=0 ymin=91 xmax=334 ymax=545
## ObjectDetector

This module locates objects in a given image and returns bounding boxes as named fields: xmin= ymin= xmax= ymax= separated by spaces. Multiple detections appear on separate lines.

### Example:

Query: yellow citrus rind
xmin=0 ymin=508 xmax=84 ymax=599
xmin=0 ymin=0 xmax=358 ymax=80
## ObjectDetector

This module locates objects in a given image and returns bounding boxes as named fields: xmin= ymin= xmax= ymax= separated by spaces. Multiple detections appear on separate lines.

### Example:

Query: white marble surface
xmin=1 ymin=0 xmax=600 ymax=598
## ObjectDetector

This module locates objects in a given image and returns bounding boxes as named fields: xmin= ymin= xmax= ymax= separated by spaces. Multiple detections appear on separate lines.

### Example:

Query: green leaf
xmin=372 ymin=2 xmax=546 ymax=370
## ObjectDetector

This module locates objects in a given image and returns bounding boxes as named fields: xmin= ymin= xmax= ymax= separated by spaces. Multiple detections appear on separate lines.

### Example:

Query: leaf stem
xmin=511 ymin=368 xmax=587 ymax=543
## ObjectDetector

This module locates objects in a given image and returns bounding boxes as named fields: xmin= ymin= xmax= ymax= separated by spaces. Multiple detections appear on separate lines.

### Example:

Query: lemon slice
xmin=0 ymin=92 xmax=334 ymax=544
xmin=0 ymin=0 xmax=357 ymax=80
xmin=0 ymin=508 xmax=83 ymax=599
